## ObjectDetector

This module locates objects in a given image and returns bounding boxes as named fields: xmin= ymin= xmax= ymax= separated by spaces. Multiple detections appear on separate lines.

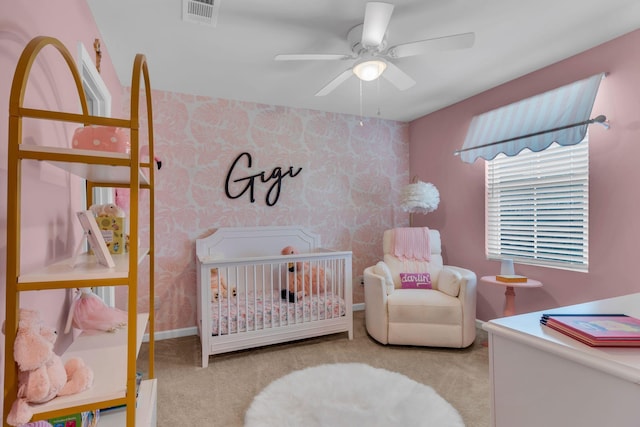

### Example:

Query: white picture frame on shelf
xmin=76 ymin=210 xmax=115 ymax=268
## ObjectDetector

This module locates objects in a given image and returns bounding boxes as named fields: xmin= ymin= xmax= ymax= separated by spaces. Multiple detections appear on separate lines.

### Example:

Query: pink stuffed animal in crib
xmin=210 ymin=268 xmax=236 ymax=301
xmin=280 ymin=246 xmax=327 ymax=302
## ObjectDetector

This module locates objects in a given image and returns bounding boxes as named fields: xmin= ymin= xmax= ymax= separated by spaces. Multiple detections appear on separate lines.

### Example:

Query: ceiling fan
xmin=274 ymin=2 xmax=475 ymax=96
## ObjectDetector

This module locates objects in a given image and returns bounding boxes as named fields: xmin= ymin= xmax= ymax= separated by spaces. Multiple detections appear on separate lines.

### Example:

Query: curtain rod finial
xmin=592 ymin=114 xmax=610 ymax=129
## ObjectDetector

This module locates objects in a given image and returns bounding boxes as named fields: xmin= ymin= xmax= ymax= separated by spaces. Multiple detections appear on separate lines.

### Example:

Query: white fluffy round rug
xmin=244 ymin=363 xmax=465 ymax=427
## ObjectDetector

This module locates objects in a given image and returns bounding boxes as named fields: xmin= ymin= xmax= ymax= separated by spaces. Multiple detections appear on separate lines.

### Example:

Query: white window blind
xmin=486 ymin=140 xmax=589 ymax=271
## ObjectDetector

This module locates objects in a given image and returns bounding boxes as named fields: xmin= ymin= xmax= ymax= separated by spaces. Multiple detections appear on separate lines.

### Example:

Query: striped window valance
xmin=456 ymin=73 xmax=605 ymax=164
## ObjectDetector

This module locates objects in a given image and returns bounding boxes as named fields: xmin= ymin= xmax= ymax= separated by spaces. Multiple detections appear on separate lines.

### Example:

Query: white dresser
xmin=483 ymin=293 xmax=640 ymax=427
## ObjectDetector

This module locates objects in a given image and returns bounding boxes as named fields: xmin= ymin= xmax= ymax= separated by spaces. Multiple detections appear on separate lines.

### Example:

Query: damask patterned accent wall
xmin=140 ymin=90 xmax=410 ymax=333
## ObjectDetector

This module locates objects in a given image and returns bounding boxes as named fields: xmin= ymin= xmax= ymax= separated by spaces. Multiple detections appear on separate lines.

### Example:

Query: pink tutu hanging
xmin=65 ymin=288 xmax=128 ymax=333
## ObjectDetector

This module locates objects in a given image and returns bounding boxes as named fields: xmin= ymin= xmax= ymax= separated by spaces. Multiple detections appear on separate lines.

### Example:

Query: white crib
xmin=196 ymin=226 xmax=353 ymax=367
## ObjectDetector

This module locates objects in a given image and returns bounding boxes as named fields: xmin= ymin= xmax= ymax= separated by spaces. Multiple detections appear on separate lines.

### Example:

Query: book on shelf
xmin=48 ymin=410 xmax=99 ymax=427
xmin=540 ymin=313 xmax=640 ymax=347
xmin=495 ymin=274 xmax=528 ymax=283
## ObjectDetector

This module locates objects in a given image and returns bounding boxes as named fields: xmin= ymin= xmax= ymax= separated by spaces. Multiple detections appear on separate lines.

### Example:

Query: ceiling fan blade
xmin=315 ymin=69 xmax=353 ymax=96
xmin=362 ymin=2 xmax=394 ymax=48
xmin=275 ymin=53 xmax=351 ymax=61
xmin=389 ymin=32 xmax=476 ymax=58
xmin=381 ymin=62 xmax=416 ymax=91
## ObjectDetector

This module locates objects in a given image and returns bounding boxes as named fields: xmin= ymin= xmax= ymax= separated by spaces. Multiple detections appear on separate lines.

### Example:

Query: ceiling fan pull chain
xmin=377 ymin=78 xmax=381 ymax=116
xmin=359 ymin=79 xmax=364 ymax=126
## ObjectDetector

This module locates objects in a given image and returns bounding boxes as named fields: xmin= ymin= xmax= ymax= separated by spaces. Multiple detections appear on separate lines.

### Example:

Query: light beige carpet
xmin=138 ymin=311 xmax=490 ymax=427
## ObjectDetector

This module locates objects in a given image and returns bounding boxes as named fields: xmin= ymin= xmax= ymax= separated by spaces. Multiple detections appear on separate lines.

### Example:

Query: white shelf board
xmin=31 ymin=313 xmax=149 ymax=416
xmin=19 ymin=248 xmax=150 ymax=283
xmin=98 ymin=379 xmax=158 ymax=427
xmin=19 ymin=145 xmax=149 ymax=185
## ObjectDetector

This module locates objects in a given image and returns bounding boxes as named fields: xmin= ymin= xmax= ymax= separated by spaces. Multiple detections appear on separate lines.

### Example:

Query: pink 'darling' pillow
xmin=399 ymin=272 xmax=432 ymax=289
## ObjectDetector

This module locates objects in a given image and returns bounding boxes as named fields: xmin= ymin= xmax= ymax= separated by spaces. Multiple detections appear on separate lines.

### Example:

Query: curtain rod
xmin=453 ymin=114 xmax=608 ymax=156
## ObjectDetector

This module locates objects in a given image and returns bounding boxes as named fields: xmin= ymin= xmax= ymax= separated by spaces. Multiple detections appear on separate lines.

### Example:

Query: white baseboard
xmin=143 ymin=326 xmax=198 ymax=342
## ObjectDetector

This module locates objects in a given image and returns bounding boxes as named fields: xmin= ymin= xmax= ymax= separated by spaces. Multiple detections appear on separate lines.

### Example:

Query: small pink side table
xmin=480 ymin=275 xmax=543 ymax=317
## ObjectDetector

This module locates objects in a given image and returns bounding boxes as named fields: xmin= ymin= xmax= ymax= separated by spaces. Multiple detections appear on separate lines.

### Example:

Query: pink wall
xmin=144 ymin=91 xmax=409 ymax=332
xmin=409 ymin=29 xmax=640 ymax=321
xmin=0 ymin=0 xmax=123 ymax=326
xmin=0 ymin=0 xmax=125 ymax=415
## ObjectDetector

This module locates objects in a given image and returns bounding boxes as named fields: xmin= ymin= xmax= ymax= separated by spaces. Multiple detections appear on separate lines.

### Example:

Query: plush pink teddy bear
xmin=6 ymin=309 xmax=94 ymax=426
xmin=280 ymin=246 xmax=327 ymax=302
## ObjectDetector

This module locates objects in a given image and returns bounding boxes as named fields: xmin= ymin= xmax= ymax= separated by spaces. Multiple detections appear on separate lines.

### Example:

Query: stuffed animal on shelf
xmin=280 ymin=246 xmax=327 ymax=302
xmin=210 ymin=268 xmax=236 ymax=301
xmin=89 ymin=203 xmax=125 ymax=218
xmin=64 ymin=287 xmax=128 ymax=334
xmin=6 ymin=309 xmax=94 ymax=426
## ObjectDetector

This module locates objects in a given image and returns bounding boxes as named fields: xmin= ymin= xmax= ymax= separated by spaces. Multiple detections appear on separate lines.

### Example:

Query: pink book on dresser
xmin=540 ymin=313 xmax=640 ymax=346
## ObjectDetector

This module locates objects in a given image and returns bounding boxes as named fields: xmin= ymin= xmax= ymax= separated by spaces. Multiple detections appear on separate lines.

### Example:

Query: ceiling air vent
xmin=182 ymin=0 xmax=221 ymax=26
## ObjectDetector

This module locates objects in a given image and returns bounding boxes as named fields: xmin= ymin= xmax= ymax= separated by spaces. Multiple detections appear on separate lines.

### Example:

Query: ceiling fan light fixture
xmin=353 ymin=58 xmax=387 ymax=81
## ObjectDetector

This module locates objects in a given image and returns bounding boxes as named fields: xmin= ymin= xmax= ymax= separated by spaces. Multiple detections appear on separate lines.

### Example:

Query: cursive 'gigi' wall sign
xmin=224 ymin=152 xmax=303 ymax=207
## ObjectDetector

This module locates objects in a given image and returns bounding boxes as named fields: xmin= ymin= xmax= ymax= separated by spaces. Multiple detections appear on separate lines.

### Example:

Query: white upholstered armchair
xmin=363 ymin=228 xmax=477 ymax=348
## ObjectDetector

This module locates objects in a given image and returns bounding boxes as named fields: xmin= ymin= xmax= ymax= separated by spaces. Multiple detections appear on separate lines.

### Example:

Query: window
xmin=78 ymin=41 xmax=114 ymax=207
xmin=77 ymin=41 xmax=116 ymax=305
xmin=486 ymin=138 xmax=588 ymax=271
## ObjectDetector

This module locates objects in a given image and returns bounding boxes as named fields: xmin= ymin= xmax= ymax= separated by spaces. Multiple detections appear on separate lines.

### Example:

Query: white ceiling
xmin=87 ymin=0 xmax=640 ymax=122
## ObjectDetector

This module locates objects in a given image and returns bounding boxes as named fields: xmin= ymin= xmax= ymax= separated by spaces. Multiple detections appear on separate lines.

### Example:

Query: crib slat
xmin=226 ymin=266 xmax=232 ymax=335
xmin=262 ymin=264 xmax=266 ymax=330
xmin=299 ymin=259 xmax=304 ymax=323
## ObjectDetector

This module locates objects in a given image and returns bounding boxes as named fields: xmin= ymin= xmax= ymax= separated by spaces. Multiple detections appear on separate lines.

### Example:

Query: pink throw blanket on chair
xmin=392 ymin=227 xmax=431 ymax=261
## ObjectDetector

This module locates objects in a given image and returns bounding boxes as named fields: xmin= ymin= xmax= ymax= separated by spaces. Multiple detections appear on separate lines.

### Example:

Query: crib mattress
xmin=211 ymin=290 xmax=346 ymax=335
